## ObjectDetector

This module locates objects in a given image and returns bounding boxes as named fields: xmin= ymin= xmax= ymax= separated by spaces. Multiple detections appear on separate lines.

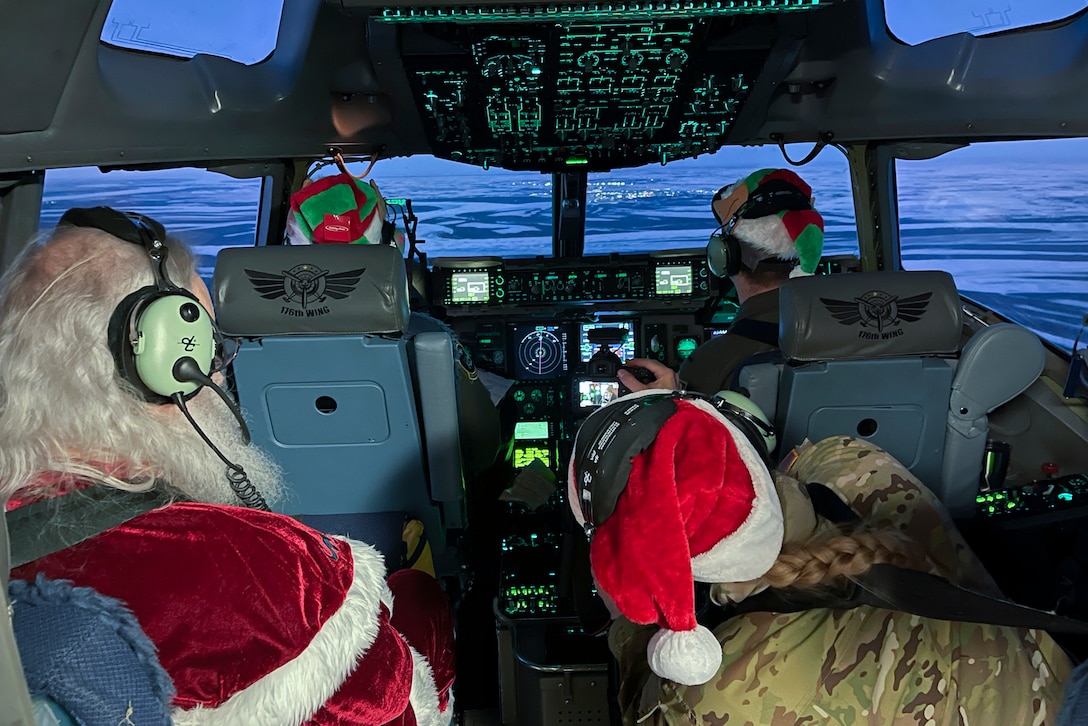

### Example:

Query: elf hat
xmin=567 ymin=389 xmax=784 ymax=686
xmin=713 ymin=168 xmax=824 ymax=278
xmin=286 ymin=173 xmax=390 ymax=246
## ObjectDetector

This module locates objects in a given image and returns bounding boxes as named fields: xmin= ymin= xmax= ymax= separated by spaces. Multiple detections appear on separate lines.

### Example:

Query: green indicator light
xmin=479 ymin=338 xmax=493 ymax=344
xmin=1007 ymin=501 xmax=1016 ymax=509
xmin=988 ymin=505 xmax=996 ymax=513
xmin=565 ymin=158 xmax=589 ymax=165
xmin=376 ymin=0 xmax=836 ymax=23
xmin=1059 ymin=492 xmax=1074 ymax=501
xmin=676 ymin=337 xmax=699 ymax=359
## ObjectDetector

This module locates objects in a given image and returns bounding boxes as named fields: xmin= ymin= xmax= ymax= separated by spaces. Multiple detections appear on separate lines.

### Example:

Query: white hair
xmin=0 ymin=225 xmax=283 ymax=506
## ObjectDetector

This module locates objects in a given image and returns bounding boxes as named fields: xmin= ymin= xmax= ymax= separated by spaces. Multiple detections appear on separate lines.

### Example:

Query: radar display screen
xmin=576 ymin=379 xmax=620 ymax=408
xmin=513 ymin=445 xmax=552 ymax=469
xmin=579 ymin=321 xmax=635 ymax=362
xmin=512 ymin=323 xmax=568 ymax=380
xmin=451 ymin=271 xmax=491 ymax=303
xmin=655 ymin=264 xmax=693 ymax=295
xmin=514 ymin=420 xmax=550 ymax=440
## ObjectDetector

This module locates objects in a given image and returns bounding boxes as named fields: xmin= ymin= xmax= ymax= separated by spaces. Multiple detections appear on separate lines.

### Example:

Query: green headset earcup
xmin=712 ymin=391 xmax=776 ymax=460
xmin=132 ymin=293 xmax=215 ymax=398
xmin=108 ymin=286 xmax=215 ymax=403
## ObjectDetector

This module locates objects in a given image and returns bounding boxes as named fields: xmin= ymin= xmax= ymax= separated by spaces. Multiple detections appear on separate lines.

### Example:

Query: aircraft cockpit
xmin=4 ymin=0 xmax=1088 ymax=724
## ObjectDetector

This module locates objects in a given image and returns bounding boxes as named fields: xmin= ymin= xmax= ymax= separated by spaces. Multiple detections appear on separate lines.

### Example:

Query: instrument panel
xmin=432 ymin=249 xmax=712 ymax=307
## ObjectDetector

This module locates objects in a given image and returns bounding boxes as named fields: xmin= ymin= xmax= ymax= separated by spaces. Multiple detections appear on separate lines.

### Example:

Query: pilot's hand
xmin=617 ymin=358 xmax=680 ymax=392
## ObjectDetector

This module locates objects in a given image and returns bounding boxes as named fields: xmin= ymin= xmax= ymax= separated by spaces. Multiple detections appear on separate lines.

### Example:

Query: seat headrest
xmin=779 ymin=270 xmax=962 ymax=361
xmin=213 ymin=245 xmax=411 ymax=336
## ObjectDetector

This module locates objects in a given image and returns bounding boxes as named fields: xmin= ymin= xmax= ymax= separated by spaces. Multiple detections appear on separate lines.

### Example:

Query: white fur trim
xmin=733 ymin=214 xmax=797 ymax=259
xmin=362 ymin=206 xmax=386 ymax=245
xmin=172 ymin=540 xmax=391 ymax=726
xmin=646 ymin=625 xmax=722 ymax=686
xmin=405 ymin=644 xmax=454 ymax=726
xmin=285 ymin=215 xmax=314 ymax=245
xmin=685 ymin=397 xmax=784 ymax=583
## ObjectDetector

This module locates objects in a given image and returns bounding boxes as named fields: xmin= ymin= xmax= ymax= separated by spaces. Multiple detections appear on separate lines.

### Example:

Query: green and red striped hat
xmin=728 ymin=168 xmax=825 ymax=276
xmin=287 ymin=173 xmax=385 ymax=245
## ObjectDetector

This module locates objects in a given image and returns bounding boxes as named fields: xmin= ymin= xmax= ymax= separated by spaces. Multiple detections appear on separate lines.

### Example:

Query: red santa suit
xmin=11 ymin=501 xmax=455 ymax=725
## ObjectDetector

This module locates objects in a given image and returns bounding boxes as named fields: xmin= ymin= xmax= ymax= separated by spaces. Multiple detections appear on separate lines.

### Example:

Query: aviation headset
xmin=706 ymin=178 xmax=813 ymax=278
xmin=59 ymin=206 xmax=217 ymax=404
xmin=571 ymin=390 xmax=776 ymax=536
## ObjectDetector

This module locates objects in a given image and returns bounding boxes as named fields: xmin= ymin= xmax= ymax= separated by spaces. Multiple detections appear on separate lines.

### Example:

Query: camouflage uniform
xmin=608 ymin=436 xmax=1071 ymax=725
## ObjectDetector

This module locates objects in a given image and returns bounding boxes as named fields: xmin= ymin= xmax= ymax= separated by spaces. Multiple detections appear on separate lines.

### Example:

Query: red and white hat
xmin=568 ymin=390 xmax=784 ymax=686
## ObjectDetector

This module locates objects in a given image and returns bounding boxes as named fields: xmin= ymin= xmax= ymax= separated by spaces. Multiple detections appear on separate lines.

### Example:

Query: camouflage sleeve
xmin=785 ymin=435 xmax=1001 ymax=595
xmin=606 ymin=435 xmax=1072 ymax=725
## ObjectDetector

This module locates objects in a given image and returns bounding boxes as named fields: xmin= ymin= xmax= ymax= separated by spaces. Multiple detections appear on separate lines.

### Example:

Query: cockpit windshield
xmin=884 ymin=0 xmax=1088 ymax=46
xmin=100 ymin=0 xmax=284 ymax=65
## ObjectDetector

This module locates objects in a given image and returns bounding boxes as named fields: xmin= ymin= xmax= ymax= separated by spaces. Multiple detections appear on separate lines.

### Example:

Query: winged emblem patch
xmin=244 ymin=264 xmax=365 ymax=310
xmin=820 ymin=290 xmax=932 ymax=333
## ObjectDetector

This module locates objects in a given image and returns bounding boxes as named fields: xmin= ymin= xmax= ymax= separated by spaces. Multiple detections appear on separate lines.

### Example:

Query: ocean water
xmin=38 ymin=153 xmax=1088 ymax=353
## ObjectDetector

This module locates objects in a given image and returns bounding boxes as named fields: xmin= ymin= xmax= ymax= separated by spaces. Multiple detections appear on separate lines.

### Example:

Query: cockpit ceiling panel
xmin=370 ymin=0 xmax=838 ymax=24
xmin=400 ymin=19 xmax=778 ymax=171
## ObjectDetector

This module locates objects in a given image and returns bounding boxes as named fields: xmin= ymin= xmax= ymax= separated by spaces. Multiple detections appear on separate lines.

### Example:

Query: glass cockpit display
xmin=576 ymin=379 xmax=620 ymax=408
xmin=514 ymin=420 xmax=550 ymax=440
xmin=512 ymin=419 xmax=554 ymax=469
xmin=511 ymin=323 xmax=568 ymax=379
xmin=451 ymin=271 xmax=491 ymax=304
xmin=579 ymin=321 xmax=635 ymax=362
xmin=654 ymin=264 xmax=693 ymax=296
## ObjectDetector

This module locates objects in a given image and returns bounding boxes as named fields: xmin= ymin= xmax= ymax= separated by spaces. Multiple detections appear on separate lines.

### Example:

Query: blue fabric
xmin=9 ymin=575 xmax=174 ymax=726
xmin=1058 ymin=659 xmax=1088 ymax=726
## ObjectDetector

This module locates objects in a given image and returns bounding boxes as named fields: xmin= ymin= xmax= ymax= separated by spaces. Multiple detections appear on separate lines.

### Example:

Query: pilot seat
xmin=213 ymin=243 xmax=470 ymax=575
xmin=738 ymin=270 xmax=1044 ymax=518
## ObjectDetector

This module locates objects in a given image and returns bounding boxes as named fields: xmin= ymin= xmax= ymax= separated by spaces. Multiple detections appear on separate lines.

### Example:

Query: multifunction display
xmin=437 ymin=251 xmax=710 ymax=307
xmin=654 ymin=264 xmax=693 ymax=296
xmin=579 ymin=321 xmax=636 ymax=362
xmin=432 ymin=258 xmax=503 ymax=306
xmin=451 ymin=271 xmax=491 ymax=303
xmin=511 ymin=323 xmax=569 ymax=380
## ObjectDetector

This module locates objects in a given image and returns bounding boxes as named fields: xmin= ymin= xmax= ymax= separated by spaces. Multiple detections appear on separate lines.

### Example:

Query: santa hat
xmin=567 ymin=390 xmax=784 ymax=686
xmin=286 ymin=172 xmax=388 ymax=246
xmin=714 ymin=168 xmax=824 ymax=278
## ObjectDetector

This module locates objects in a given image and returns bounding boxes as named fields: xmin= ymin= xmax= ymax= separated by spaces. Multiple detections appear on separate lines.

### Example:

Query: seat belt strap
xmin=725 ymin=318 xmax=779 ymax=347
xmin=855 ymin=564 xmax=1088 ymax=634
xmin=721 ymin=482 xmax=1088 ymax=634
xmin=6 ymin=487 xmax=172 ymax=569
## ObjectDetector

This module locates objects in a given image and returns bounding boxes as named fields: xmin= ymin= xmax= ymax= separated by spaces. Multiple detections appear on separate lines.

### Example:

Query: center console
xmin=427 ymin=249 xmax=860 ymax=724
xmin=429 ymin=250 xmax=724 ymax=724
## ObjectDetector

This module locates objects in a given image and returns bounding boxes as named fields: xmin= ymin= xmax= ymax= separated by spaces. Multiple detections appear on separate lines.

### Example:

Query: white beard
xmin=153 ymin=387 xmax=286 ymax=508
